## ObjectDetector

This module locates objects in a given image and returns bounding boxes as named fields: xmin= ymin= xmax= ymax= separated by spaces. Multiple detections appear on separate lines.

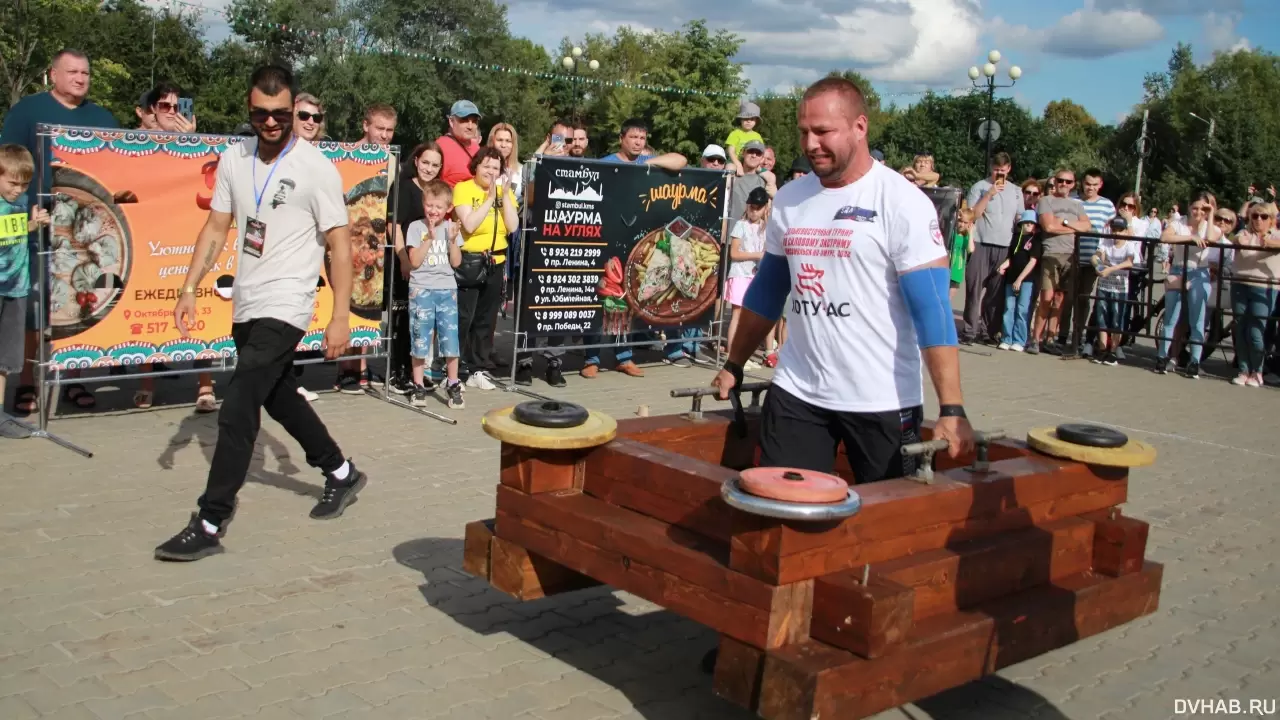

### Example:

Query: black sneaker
xmin=1153 ymin=357 xmax=1168 ymax=375
xmin=336 ymin=372 xmax=363 ymax=395
xmin=545 ymin=364 xmax=567 ymax=388
xmin=664 ymin=355 xmax=694 ymax=368
xmin=388 ymin=374 xmax=414 ymax=396
xmin=363 ymin=369 xmax=385 ymax=388
xmin=446 ymin=380 xmax=465 ymax=409
xmin=155 ymin=513 xmax=223 ymax=561
xmin=310 ymin=461 xmax=367 ymax=520
xmin=1184 ymin=362 xmax=1201 ymax=379
xmin=1103 ymin=352 xmax=1119 ymax=366
xmin=514 ymin=364 xmax=534 ymax=386
xmin=1025 ymin=341 xmax=1040 ymax=355
xmin=411 ymin=384 xmax=430 ymax=407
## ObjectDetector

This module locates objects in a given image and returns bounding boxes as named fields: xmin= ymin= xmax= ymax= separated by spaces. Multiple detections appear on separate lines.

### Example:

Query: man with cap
xmin=726 ymin=100 xmax=764 ymax=176
xmin=786 ymin=155 xmax=811 ymax=185
xmin=436 ymin=100 xmax=482 ymax=187
xmin=701 ymin=144 xmax=728 ymax=170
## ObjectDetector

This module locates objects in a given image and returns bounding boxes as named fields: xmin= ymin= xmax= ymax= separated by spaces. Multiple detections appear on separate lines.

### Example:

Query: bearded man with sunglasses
xmin=155 ymin=64 xmax=366 ymax=562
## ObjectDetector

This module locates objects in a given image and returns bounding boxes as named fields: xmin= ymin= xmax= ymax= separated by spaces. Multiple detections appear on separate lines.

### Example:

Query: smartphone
xmin=178 ymin=97 xmax=194 ymax=122
xmin=550 ymin=133 xmax=565 ymax=151
xmin=995 ymin=171 xmax=1007 ymax=187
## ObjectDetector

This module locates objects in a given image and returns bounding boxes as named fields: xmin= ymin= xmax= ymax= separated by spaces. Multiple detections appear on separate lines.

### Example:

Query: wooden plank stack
xmin=464 ymin=408 xmax=1161 ymax=720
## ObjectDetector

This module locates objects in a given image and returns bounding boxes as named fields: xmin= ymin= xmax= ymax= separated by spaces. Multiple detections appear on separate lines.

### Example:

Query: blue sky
xmin=187 ymin=0 xmax=1275 ymax=126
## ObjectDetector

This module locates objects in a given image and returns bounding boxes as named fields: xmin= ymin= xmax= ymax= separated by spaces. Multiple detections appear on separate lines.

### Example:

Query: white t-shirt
xmin=767 ymin=162 xmax=947 ymax=413
xmin=1167 ymin=219 xmax=1224 ymax=271
xmin=212 ymin=137 xmax=347 ymax=331
xmin=728 ymin=219 xmax=765 ymax=279
xmin=1095 ymin=239 xmax=1140 ymax=294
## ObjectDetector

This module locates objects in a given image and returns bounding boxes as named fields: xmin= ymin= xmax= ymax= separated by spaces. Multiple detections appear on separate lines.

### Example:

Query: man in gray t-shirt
xmin=961 ymin=152 xmax=1023 ymax=342
xmin=1031 ymin=170 xmax=1093 ymax=352
xmin=728 ymin=140 xmax=769 ymax=221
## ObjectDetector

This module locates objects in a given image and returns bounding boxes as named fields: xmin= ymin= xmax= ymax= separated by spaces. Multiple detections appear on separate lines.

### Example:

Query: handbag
xmin=455 ymin=208 xmax=499 ymax=288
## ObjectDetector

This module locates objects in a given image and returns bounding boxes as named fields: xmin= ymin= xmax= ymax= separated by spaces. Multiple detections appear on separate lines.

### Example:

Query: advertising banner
xmin=518 ymin=157 xmax=727 ymax=339
xmin=39 ymin=126 xmax=394 ymax=370
xmin=922 ymin=186 xmax=962 ymax=254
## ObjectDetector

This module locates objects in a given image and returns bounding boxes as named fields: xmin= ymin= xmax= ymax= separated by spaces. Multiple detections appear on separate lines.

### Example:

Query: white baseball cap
xmin=702 ymin=144 xmax=727 ymax=159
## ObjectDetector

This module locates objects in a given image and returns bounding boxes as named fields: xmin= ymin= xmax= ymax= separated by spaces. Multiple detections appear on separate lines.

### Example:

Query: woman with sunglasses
xmin=293 ymin=94 xmax=326 ymax=143
xmin=1156 ymin=192 xmax=1223 ymax=377
xmin=1021 ymin=179 xmax=1042 ymax=211
xmin=1229 ymin=201 xmax=1280 ymax=386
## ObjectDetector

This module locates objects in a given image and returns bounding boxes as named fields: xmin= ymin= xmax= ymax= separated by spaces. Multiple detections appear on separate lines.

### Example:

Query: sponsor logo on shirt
xmin=833 ymin=205 xmax=877 ymax=222
xmin=794 ymin=263 xmax=825 ymax=295
xmin=791 ymin=263 xmax=850 ymax=317
xmin=930 ymin=218 xmax=943 ymax=245
xmin=270 ymin=179 xmax=295 ymax=209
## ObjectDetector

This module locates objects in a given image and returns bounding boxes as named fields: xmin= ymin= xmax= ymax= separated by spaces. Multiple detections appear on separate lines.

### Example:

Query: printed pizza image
xmin=327 ymin=176 xmax=387 ymax=321
xmin=623 ymin=217 xmax=720 ymax=325
xmin=47 ymin=167 xmax=132 ymax=340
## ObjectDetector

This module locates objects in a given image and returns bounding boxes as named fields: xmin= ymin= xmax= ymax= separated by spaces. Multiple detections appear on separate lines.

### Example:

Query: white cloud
xmin=991 ymin=3 xmax=1165 ymax=59
xmin=1203 ymin=11 xmax=1249 ymax=55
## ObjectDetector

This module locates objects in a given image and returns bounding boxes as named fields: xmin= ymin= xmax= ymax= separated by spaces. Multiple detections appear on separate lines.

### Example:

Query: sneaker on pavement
xmin=296 ymin=387 xmax=320 ymax=403
xmin=1010 ymin=344 xmax=1025 ymax=353
xmin=155 ymin=513 xmax=223 ymax=561
xmin=1103 ymin=352 xmax=1119 ymax=366
xmin=616 ymin=361 xmax=645 ymax=377
xmin=514 ymin=364 xmax=534 ymax=386
xmin=363 ymin=369 xmax=384 ymax=388
xmin=0 ymin=416 xmax=32 ymax=439
xmin=1152 ymin=357 xmax=1169 ymax=374
xmin=310 ymin=462 xmax=367 ymax=520
xmin=545 ymin=364 xmax=567 ymax=387
xmin=580 ymin=364 xmax=599 ymax=379
xmin=998 ymin=342 xmax=1012 ymax=350
xmin=336 ymin=372 xmax=363 ymax=395
xmin=1024 ymin=341 xmax=1040 ymax=355
xmin=1184 ymin=362 xmax=1201 ymax=379
xmin=466 ymin=370 xmax=497 ymax=390
xmin=411 ymin=384 xmax=430 ymax=407
xmin=446 ymin=380 xmax=465 ymax=408
xmin=664 ymin=355 xmax=693 ymax=368
xmin=1232 ymin=373 xmax=1250 ymax=386
xmin=1247 ymin=373 xmax=1264 ymax=388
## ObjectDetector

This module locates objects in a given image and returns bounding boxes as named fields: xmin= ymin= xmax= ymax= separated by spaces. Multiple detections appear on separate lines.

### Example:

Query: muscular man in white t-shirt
xmin=155 ymin=65 xmax=366 ymax=562
xmin=712 ymin=77 xmax=974 ymax=480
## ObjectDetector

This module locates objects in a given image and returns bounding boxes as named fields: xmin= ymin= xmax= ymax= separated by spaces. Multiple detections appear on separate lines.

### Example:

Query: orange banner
xmin=42 ymin=127 xmax=395 ymax=370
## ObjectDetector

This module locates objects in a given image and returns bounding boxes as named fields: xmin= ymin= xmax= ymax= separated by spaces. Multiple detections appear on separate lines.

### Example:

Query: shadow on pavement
xmin=156 ymin=412 xmax=325 ymax=500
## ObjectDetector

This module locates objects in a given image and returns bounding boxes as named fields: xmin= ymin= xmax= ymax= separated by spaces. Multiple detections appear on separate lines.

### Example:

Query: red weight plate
xmin=738 ymin=467 xmax=848 ymax=504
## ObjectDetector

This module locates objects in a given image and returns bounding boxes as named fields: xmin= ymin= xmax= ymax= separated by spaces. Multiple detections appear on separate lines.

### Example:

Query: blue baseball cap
xmin=449 ymin=100 xmax=481 ymax=118
xmin=1019 ymin=209 xmax=1038 ymax=224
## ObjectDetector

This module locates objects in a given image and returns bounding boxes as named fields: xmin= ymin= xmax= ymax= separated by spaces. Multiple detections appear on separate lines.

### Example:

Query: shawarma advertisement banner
xmin=37 ymin=126 xmax=394 ymax=371
xmin=518 ymin=157 xmax=728 ymax=340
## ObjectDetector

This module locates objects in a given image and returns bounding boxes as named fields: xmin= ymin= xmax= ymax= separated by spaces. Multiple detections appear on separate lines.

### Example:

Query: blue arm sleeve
xmin=741 ymin=251 xmax=789 ymax=322
xmin=899 ymin=266 xmax=957 ymax=348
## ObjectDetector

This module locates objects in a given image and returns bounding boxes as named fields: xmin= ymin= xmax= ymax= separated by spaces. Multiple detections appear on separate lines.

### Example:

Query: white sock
xmin=330 ymin=460 xmax=351 ymax=481
xmin=201 ymin=519 xmax=219 ymax=535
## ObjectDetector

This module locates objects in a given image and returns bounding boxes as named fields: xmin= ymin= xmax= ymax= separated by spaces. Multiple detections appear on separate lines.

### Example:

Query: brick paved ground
xmin=1 ymin=332 xmax=1276 ymax=720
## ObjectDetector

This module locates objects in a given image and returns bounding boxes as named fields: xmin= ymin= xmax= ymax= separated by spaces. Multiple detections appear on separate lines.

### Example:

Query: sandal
xmin=195 ymin=391 xmax=217 ymax=413
xmin=12 ymin=385 xmax=38 ymax=417
xmin=133 ymin=389 xmax=154 ymax=409
xmin=62 ymin=384 xmax=96 ymax=410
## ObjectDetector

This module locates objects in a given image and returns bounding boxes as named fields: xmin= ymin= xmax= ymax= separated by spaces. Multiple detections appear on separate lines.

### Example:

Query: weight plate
xmin=483 ymin=406 xmax=617 ymax=450
xmin=738 ymin=467 xmax=848 ymax=504
xmin=1055 ymin=423 xmax=1128 ymax=449
xmin=1026 ymin=427 xmax=1157 ymax=467
xmin=512 ymin=400 xmax=590 ymax=429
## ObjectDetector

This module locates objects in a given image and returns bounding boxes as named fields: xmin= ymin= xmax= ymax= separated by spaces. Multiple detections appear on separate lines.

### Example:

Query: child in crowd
xmin=949 ymin=207 xmax=974 ymax=307
xmin=726 ymin=101 xmax=763 ymax=177
xmin=402 ymin=179 xmax=464 ymax=409
xmin=726 ymin=187 xmax=769 ymax=369
xmin=997 ymin=210 xmax=1041 ymax=352
xmin=1090 ymin=220 xmax=1140 ymax=366
xmin=0 ymin=145 xmax=50 ymax=438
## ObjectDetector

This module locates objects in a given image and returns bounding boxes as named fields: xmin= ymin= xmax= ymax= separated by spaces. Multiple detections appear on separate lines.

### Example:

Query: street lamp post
xmin=967 ymin=50 xmax=1022 ymax=171
xmin=561 ymin=46 xmax=600 ymax=120
xmin=1188 ymin=112 xmax=1216 ymax=159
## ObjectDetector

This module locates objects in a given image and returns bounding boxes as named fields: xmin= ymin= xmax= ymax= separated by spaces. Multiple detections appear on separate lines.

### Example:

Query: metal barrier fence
xmin=1065 ymin=231 xmax=1280 ymax=377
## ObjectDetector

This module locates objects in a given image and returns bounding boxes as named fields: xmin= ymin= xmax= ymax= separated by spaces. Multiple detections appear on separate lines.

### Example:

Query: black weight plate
xmin=1056 ymin=423 xmax=1128 ymax=449
xmin=512 ymin=400 xmax=590 ymax=429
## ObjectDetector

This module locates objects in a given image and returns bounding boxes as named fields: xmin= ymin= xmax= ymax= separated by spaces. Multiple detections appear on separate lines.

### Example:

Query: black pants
xmin=758 ymin=384 xmax=923 ymax=483
xmin=198 ymin=318 xmax=345 ymax=526
xmin=389 ymin=303 xmax=412 ymax=380
xmin=516 ymin=336 xmax=565 ymax=368
xmin=458 ymin=268 xmax=504 ymax=374
xmin=1060 ymin=263 xmax=1098 ymax=346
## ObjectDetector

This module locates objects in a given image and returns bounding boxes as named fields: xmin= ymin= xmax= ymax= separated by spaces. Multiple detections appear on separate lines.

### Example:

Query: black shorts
xmin=758 ymin=384 xmax=923 ymax=484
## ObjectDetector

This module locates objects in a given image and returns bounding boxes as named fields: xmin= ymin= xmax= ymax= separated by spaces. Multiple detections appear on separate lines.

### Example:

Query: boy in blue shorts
xmin=402 ymin=179 xmax=464 ymax=408
xmin=0 ymin=145 xmax=50 ymax=438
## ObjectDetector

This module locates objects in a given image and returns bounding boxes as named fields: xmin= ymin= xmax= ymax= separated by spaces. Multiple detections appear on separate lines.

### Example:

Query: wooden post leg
xmin=713 ymin=578 xmax=813 ymax=712
xmin=1084 ymin=510 xmax=1149 ymax=576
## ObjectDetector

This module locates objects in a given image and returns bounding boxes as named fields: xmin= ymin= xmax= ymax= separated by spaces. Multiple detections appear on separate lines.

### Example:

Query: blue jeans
xmin=1158 ymin=268 xmax=1211 ymax=362
xmin=1232 ymin=283 xmax=1278 ymax=373
xmin=1094 ymin=289 xmax=1126 ymax=333
xmin=1001 ymin=282 xmax=1034 ymax=347
xmin=584 ymin=334 xmax=632 ymax=366
xmin=663 ymin=327 xmax=702 ymax=359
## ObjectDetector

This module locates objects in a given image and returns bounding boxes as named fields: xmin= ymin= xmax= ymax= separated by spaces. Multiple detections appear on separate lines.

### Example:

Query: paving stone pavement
xmin=1 ymin=340 xmax=1276 ymax=720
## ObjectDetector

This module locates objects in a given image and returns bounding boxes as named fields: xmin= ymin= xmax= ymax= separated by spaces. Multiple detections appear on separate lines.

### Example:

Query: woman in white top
xmin=1157 ymin=192 xmax=1224 ymax=377
xmin=1230 ymin=201 xmax=1280 ymax=386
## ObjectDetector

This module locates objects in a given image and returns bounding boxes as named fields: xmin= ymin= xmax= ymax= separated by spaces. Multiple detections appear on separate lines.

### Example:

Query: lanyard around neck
xmin=252 ymin=137 xmax=297 ymax=215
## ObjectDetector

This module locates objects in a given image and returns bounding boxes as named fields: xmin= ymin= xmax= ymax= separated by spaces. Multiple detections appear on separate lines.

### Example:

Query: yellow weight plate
xmin=481 ymin=406 xmax=617 ymax=450
xmin=1027 ymin=426 xmax=1157 ymax=467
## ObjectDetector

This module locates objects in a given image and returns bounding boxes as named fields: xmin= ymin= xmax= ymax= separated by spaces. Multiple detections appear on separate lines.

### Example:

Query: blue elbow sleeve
xmin=899 ymin=267 xmax=957 ymax=348
xmin=742 ymin=252 xmax=789 ymax=322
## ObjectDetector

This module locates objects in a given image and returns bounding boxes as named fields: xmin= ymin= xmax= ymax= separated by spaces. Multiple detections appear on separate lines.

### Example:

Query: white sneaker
xmin=466 ymin=371 xmax=497 ymax=391
xmin=1010 ymin=344 xmax=1025 ymax=352
xmin=998 ymin=342 xmax=1012 ymax=350
xmin=1246 ymin=373 xmax=1263 ymax=388
xmin=297 ymin=387 xmax=319 ymax=402
xmin=1232 ymin=373 xmax=1249 ymax=386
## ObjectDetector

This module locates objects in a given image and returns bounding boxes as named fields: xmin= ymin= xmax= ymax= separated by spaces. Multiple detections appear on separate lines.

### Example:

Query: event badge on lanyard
xmin=246 ymin=137 xmax=295 ymax=258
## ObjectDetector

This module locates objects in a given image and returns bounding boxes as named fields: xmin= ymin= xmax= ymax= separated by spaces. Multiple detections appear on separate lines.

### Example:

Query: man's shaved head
xmin=801 ymin=77 xmax=868 ymax=125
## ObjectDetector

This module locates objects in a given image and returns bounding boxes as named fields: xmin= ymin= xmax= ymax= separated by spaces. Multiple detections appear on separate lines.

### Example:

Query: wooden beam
xmin=1082 ymin=510 xmax=1150 ymax=576
xmin=872 ymin=516 xmax=1096 ymax=620
xmin=729 ymin=457 xmax=1128 ymax=584
xmin=712 ymin=635 xmax=766 ymax=711
xmin=499 ymin=444 xmax=587 ymax=494
xmin=488 ymin=534 xmax=599 ymax=601
xmin=757 ymin=562 xmax=1163 ymax=720
xmin=462 ymin=518 xmax=496 ymax=580
xmin=810 ymin=570 xmax=915 ymax=659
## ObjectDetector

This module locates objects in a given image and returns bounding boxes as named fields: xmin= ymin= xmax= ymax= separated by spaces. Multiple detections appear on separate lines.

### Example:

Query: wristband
xmin=182 ymin=285 xmax=196 ymax=295
xmin=722 ymin=360 xmax=744 ymax=389
xmin=939 ymin=404 xmax=966 ymax=419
